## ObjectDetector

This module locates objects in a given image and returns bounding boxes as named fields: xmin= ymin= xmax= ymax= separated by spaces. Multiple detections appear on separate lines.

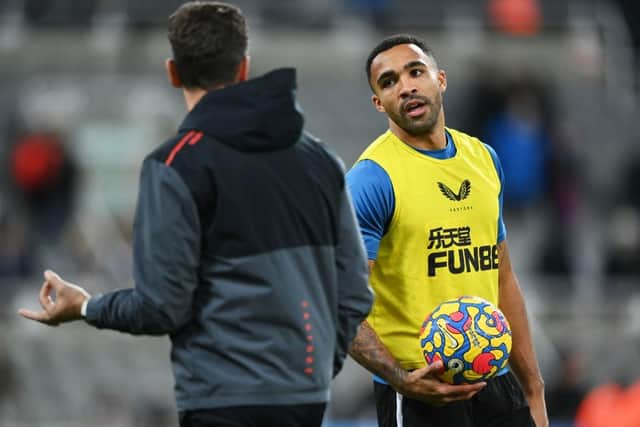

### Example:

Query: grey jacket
xmin=85 ymin=69 xmax=372 ymax=411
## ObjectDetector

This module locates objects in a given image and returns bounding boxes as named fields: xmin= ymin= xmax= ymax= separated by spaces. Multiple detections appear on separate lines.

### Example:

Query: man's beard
xmin=390 ymin=91 xmax=442 ymax=136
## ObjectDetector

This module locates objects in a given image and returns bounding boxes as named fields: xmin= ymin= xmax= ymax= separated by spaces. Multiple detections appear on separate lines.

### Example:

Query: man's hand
xmin=18 ymin=270 xmax=90 ymax=326
xmin=394 ymin=360 xmax=487 ymax=406
xmin=349 ymin=319 xmax=485 ymax=406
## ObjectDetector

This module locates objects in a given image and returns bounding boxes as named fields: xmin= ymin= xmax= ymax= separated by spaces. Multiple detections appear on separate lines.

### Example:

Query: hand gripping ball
xmin=419 ymin=296 xmax=512 ymax=384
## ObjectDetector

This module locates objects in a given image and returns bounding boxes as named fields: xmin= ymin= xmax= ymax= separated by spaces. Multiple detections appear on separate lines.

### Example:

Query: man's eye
xmin=382 ymin=79 xmax=395 ymax=88
xmin=411 ymin=69 xmax=424 ymax=77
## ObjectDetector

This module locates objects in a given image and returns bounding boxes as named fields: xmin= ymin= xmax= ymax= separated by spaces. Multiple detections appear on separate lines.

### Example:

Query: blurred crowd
xmin=0 ymin=0 xmax=639 ymax=426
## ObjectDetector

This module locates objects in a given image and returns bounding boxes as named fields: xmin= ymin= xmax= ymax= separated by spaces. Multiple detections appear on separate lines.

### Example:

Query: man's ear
xmin=165 ymin=58 xmax=183 ymax=88
xmin=372 ymin=94 xmax=386 ymax=113
xmin=438 ymin=69 xmax=447 ymax=93
xmin=235 ymin=56 xmax=250 ymax=82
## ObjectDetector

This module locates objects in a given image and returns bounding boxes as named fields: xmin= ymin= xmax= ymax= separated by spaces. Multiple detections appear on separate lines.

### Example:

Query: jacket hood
xmin=178 ymin=68 xmax=304 ymax=151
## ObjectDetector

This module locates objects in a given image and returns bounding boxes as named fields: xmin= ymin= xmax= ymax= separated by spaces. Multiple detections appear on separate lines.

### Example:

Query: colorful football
xmin=419 ymin=296 xmax=512 ymax=384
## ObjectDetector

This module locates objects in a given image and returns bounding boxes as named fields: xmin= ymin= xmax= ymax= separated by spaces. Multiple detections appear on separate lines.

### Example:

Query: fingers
xmin=451 ymin=381 xmax=486 ymax=393
xmin=440 ymin=380 xmax=486 ymax=395
xmin=413 ymin=362 xmax=488 ymax=393
xmin=18 ymin=269 xmax=82 ymax=327
xmin=438 ymin=381 xmax=487 ymax=403
xmin=409 ymin=364 xmax=487 ymax=404
xmin=43 ymin=269 xmax=90 ymax=298
xmin=17 ymin=308 xmax=57 ymax=326
xmin=44 ymin=269 xmax=64 ymax=290
xmin=451 ymin=384 xmax=485 ymax=398
xmin=428 ymin=360 xmax=444 ymax=373
xmin=39 ymin=281 xmax=55 ymax=311
xmin=18 ymin=308 xmax=47 ymax=321
xmin=413 ymin=360 xmax=444 ymax=378
xmin=38 ymin=269 xmax=65 ymax=310
xmin=22 ymin=273 xmax=59 ymax=326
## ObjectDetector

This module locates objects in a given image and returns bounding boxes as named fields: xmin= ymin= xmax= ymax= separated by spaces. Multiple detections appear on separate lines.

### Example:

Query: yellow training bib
xmin=358 ymin=128 xmax=501 ymax=369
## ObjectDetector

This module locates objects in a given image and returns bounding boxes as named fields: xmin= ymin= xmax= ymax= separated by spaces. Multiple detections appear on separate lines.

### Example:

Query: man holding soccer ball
xmin=347 ymin=35 xmax=548 ymax=426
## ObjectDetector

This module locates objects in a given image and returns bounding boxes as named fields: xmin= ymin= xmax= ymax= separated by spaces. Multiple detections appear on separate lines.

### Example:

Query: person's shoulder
xmin=298 ymin=131 xmax=332 ymax=154
xmin=447 ymin=127 xmax=497 ymax=158
xmin=298 ymin=131 xmax=324 ymax=151
xmin=347 ymin=159 xmax=391 ymax=192
xmin=349 ymin=159 xmax=387 ymax=176
xmin=446 ymin=127 xmax=484 ymax=146
xmin=353 ymin=131 xmax=399 ymax=167
xmin=363 ymin=130 xmax=395 ymax=154
xmin=144 ymin=130 xmax=209 ymax=184
xmin=481 ymin=141 xmax=499 ymax=161
xmin=298 ymin=131 xmax=346 ymax=174
xmin=145 ymin=131 xmax=194 ymax=164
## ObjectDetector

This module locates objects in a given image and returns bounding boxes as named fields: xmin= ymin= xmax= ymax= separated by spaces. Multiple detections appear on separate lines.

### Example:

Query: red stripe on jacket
xmin=165 ymin=131 xmax=203 ymax=166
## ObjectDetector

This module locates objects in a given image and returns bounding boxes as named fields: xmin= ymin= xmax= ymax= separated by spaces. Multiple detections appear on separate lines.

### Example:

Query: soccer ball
xmin=419 ymin=296 xmax=512 ymax=384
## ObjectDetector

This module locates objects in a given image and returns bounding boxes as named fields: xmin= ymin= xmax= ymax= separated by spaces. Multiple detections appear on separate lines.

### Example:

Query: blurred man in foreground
xmin=19 ymin=3 xmax=373 ymax=426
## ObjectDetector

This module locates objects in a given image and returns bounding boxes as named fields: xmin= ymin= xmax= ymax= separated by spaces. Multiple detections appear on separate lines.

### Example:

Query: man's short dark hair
xmin=365 ymin=34 xmax=437 ymax=91
xmin=168 ymin=1 xmax=248 ymax=90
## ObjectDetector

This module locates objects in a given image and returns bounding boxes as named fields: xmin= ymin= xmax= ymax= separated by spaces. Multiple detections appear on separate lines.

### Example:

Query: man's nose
xmin=399 ymin=78 xmax=417 ymax=98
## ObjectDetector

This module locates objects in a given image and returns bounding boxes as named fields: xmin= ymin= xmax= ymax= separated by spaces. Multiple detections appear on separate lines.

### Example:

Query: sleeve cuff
xmin=81 ymin=298 xmax=89 ymax=318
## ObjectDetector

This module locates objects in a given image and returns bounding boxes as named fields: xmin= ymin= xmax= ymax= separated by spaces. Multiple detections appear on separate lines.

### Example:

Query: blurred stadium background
xmin=1 ymin=0 xmax=639 ymax=426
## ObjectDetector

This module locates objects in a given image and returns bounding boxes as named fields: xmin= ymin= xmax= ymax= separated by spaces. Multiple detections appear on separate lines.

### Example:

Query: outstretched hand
xmin=396 ymin=361 xmax=486 ymax=406
xmin=18 ymin=270 xmax=90 ymax=326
